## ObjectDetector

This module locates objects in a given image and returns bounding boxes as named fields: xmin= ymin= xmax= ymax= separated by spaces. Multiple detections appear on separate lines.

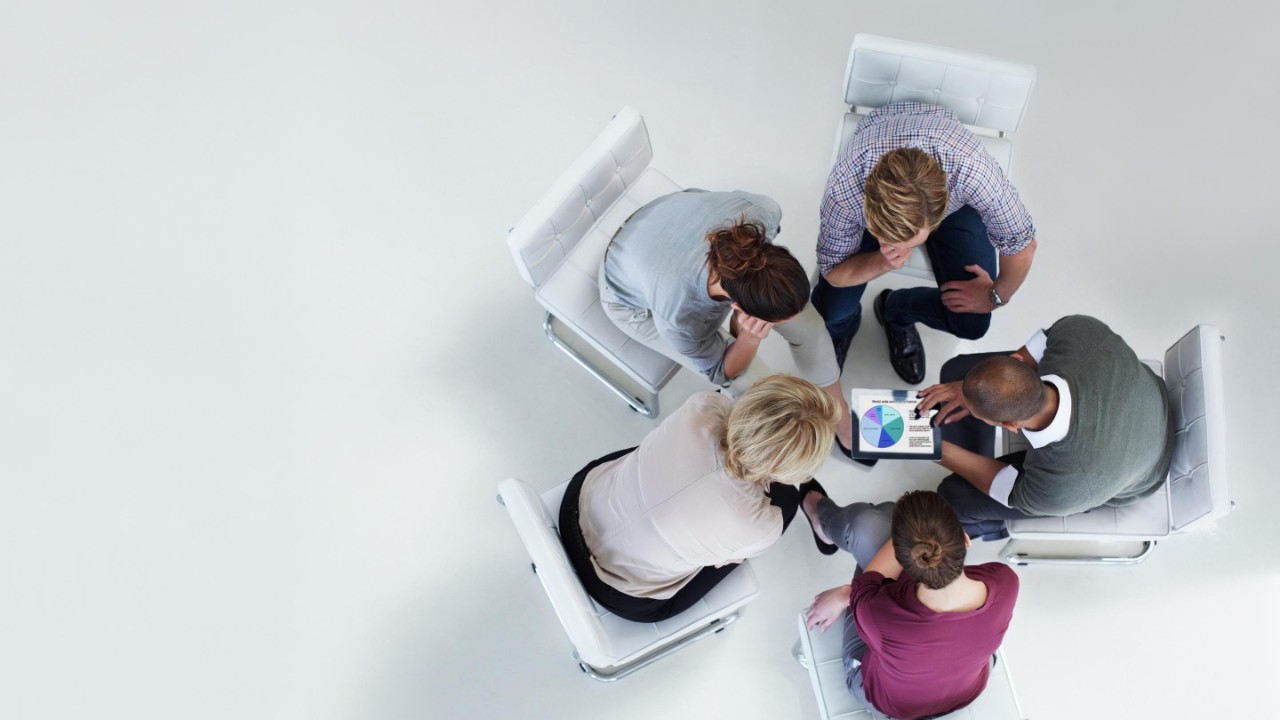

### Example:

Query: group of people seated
xmin=557 ymin=101 xmax=1174 ymax=719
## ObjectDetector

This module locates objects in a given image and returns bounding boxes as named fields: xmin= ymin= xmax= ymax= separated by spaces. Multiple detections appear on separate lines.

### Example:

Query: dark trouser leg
xmin=814 ymin=499 xmax=895 ymax=572
xmin=936 ymin=451 xmax=1038 ymax=540
xmin=881 ymin=205 xmax=997 ymax=341
xmin=811 ymin=231 xmax=881 ymax=368
xmin=936 ymin=351 xmax=1012 ymax=456
xmin=933 ymin=351 xmax=1034 ymax=540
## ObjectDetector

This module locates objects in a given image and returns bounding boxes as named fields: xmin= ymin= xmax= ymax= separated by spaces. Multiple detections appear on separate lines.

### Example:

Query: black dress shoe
xmin=836 ymin=436 xmax=878 ymax=468
xmin=873 ymin=289 xmax=925 ymax=385
xmin=832 ymin=333 xmax=852 ymax=375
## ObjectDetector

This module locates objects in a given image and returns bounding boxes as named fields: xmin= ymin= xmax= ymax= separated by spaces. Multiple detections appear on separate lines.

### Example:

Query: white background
xmin=2 ymin=1 xmax=1277 ymax=718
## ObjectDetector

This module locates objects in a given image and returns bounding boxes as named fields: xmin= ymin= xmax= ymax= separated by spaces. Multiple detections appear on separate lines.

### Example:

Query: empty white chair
xmin=999 ymin=325 xmax=1232 ymax=565
xmin=794 ymin=610 xmax=1026 ymax=719
xmin=833 ymin=34 xmax=1037 ymax=281
xmin=496 ymin=477 xmax=760 ymax=680
xmin=506 ymin=107 xmax=682 ymax=417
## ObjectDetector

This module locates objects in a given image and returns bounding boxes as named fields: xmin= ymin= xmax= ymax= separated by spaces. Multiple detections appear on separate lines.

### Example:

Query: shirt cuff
xmin=987 ymin=464 xmax=1019 ymax=507
xmin=1023 ymin=329 xmax=1048 ymax=363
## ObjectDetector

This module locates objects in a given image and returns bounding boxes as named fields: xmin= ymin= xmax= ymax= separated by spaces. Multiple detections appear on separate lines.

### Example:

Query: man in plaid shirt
xmin=814 ymin=101 xmax=1037 ymax=385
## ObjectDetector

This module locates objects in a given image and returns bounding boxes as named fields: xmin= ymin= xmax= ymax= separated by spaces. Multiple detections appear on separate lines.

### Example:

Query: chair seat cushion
xmin=540 ymin=481 xmax=759 ymax=668
xmin=798 ymin=609 xmax=866 ymax=719
xmin=1008 ymin=483 xmax=1172 ymax=539
xmin=535 ymin=167 xmax=683 ymax=389
xmin=796 ymin=610 xmax=1022 ymax=719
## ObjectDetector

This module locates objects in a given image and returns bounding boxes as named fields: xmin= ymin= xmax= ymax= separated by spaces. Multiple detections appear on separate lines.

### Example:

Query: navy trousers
xmin=933 ymin=352 xmax=1041 ymax=540
xmin=811 ymin=205 xmax=997 ymax=360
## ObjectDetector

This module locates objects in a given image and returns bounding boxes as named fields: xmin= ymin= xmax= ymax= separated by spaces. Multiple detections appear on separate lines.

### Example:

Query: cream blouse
xmin=577 ymin=392 xmax=783 ymax=599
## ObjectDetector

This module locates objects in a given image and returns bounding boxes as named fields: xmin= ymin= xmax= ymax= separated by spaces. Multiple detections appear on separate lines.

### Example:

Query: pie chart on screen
xmin=860 ymin=405 xmax=905 ymax=449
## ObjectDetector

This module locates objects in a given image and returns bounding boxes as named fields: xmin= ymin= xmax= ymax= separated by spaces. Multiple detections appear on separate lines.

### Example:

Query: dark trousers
xmin=811 ymin=206 xmax=997 ymax=357
xmin=559 ymin=448 xmax=801 ymax=623
xmin=933 ymin=352 xmax=1042 ymax=540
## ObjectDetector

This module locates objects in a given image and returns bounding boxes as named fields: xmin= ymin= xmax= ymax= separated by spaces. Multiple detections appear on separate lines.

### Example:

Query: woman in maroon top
xmin=802 ymin=490 xmax=1019 ymax=720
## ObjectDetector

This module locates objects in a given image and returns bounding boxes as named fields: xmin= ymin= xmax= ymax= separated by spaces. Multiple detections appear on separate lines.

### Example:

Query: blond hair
xmin=863 ymin=147 xmax=949 ymax=245
xmin=720 ymin=375 xmax=840 ymax=487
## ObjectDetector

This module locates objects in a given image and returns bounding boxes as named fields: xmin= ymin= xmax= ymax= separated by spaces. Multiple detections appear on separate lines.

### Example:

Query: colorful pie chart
xmin=860 ymin=405 xmax=905 ymax=449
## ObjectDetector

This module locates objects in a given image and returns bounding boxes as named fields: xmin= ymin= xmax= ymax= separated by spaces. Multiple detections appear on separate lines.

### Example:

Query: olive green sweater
xmin=1009 ymin=316 xmax=1174 ymax=516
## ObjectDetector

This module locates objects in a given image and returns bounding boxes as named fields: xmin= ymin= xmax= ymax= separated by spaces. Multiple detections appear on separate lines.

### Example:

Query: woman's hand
xmin=731 ymin=308 xmax=773 ymax=343
xmin=806 ymin=584 xmax=852 ymax=632
xmin=915 ymin=381 xmax=971 ymax=426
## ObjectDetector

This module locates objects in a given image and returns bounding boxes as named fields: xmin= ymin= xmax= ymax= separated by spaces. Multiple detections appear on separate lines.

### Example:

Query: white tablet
xmin=849 ymin=388 xmax=942 ymax=461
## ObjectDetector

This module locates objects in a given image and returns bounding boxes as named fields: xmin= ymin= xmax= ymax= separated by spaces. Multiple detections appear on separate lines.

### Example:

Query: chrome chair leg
xmin=542 ymin=313 xmax=660 ymax=418
xmin=575 ymin=612 xmax=741 ymax=682
xmin=999 ymin=539 xmax=1157 ymax=566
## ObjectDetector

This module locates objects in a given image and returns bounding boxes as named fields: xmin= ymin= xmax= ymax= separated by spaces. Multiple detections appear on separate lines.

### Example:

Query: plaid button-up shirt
xmin=817 ymin=102 xmax=1036 ymax=277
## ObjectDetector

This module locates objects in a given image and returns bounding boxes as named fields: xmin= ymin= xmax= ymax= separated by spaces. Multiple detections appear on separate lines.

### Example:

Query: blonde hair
xmin=863 ymin=147 xmax=949 ymax=245
xmin=720 ymin=375 xmax=840 ymax=487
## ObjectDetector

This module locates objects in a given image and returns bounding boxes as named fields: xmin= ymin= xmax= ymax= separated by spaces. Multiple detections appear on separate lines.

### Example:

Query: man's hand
xmin=731 ymin=309 xmax=774 ymax=343
xmin=879 ymin=242 xmax=912 ymax=270
xmin=940 ymin=265 xmax=996 ymax=313
xmin=916 ymin=380 xmax=971 ymax=426
xmin=806 ymin=584 xmax=852 ymax=632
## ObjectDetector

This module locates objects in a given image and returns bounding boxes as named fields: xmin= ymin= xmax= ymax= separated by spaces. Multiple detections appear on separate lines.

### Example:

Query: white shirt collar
xmin=1021 ymin=374 xmax=1071 ymax=449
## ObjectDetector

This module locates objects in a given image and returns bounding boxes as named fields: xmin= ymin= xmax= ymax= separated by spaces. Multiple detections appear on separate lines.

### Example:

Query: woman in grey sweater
xmin=599 ymin=189 xmax=856 ymax=454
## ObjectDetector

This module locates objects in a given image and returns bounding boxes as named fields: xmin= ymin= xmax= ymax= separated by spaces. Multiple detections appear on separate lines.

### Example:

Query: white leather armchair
xmin=833 ymin=34 xmax=1037 ymax=281
xmin=496 ymin=477 xmax=760 ymax=681
xmin=999 ymin=325 xmax=1232 ymax=565
xmin=794 ymin=610 xmax=1026 ymax=719
xmin=506 ymin=108 xmax=682 ymax=417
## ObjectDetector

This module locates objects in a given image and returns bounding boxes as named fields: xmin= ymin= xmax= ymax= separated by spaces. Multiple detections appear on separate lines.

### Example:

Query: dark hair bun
xmin=703 ymin=216 xmax=809 ymax=323
xmin=706 ymin=221 xmax=768 ymax=281
xmin=910 ymin=539 xmax=945 ymax=569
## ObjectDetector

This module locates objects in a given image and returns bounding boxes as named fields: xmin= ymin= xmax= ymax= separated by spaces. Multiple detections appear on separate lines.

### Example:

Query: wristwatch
xmin=988 ymin=286 xmax=1006 ymax=309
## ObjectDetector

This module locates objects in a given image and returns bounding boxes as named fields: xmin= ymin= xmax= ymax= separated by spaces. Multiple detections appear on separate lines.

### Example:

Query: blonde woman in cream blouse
xmin=558 ymin=374 xmax=841 ymax=622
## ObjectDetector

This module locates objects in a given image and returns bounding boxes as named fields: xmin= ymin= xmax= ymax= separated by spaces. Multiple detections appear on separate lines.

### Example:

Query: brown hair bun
xmin=706 ymin=222 xmax=769 ymax=280
xmin=910 ymin=539 xmax=946 ymax=569
xmin=891 ymin=491 xmax=967 ymax=589
xmin=704 ymin=216 xmax=808 ymax=323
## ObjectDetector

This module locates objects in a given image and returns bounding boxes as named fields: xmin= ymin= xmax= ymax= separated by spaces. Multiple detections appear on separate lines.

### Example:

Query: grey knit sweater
xmin=1009 ymin=316 xmax=1174 ymax=516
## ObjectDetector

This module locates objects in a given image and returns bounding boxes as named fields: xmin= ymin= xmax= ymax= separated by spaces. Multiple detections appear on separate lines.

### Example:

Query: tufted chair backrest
xmin=1163 ymin=326 xmax=1231 ymax=531
xmin=497 ymin=478 xmax=613 ymax=668
xmin=507 ymin=107 xmax=653 ymax=289
xmin=843 ymin=34 xmax=1036 ymax=135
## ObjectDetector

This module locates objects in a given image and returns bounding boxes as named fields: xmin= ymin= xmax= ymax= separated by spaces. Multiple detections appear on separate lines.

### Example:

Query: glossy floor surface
xmin=2 ymin=2 xmax=1277 ymax=718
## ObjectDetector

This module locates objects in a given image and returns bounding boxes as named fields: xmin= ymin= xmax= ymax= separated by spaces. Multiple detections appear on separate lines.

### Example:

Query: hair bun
xmin=910 ymin=539 xmax=945 ymax=569
xmin=706 ymin=220 xmax=768 ymax=281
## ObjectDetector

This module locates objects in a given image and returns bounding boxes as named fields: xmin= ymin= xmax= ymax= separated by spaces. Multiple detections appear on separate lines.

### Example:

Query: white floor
xmin=2 ymin=2 xmax=1277 ymax=718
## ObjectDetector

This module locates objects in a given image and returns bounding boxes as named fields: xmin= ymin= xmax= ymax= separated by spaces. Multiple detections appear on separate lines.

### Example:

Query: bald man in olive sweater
xmin=915 ymin=315 xmax=1174 ymax=540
